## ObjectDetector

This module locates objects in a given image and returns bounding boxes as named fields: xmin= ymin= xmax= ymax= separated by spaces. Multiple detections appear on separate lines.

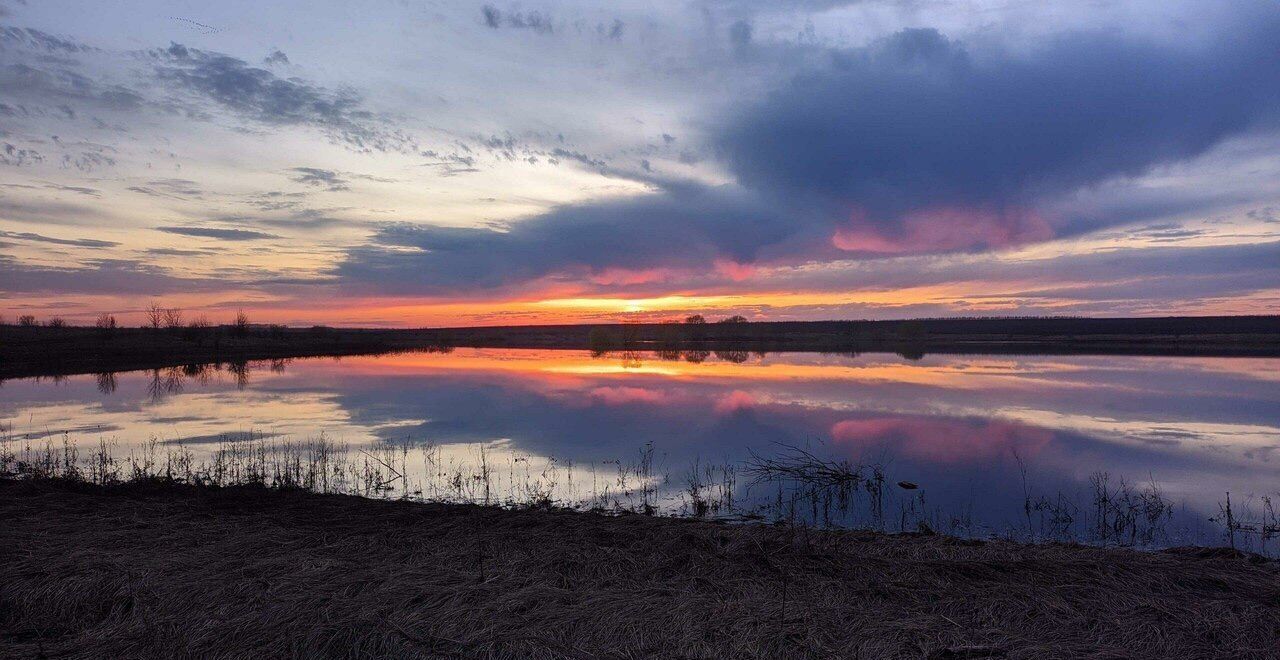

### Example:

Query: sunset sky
xmin=2 ymin=0 xmax=1278 ymax=327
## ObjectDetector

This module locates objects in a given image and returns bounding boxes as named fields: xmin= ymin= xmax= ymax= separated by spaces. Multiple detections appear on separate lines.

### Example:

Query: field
xmin=2 ymin=315 xmax=1278 ymax=380
xmin=3 ymin=477 xmax=1279 ymax=659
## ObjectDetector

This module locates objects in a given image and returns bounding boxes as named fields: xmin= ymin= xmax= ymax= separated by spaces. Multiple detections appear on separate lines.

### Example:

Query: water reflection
xmin=2 ymin=349 xmax=1278 ymax=547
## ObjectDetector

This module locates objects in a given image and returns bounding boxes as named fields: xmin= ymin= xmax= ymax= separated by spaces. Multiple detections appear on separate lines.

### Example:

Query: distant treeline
xmin=420 ymin=315 xmax=1280 ymax=355
xmin=2 ymin=315 xmax=1277 ymax=380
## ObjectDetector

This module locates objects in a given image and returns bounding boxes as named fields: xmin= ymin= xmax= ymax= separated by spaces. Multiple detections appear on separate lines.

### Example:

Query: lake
xmin=3 ymin=348 xmax=1278 ymax=548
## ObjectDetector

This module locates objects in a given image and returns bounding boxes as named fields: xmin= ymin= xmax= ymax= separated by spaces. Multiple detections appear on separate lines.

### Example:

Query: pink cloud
xmin=831 ymin=415 xmax=1053 ymax=463
xmin=714 ymin=389 xmax=758 ymax=414
xmin=587 ymin=386 xmax=674 ymax=406
xmin=586 ymin=267 xmax=677 ymax=286
xmin=713 ymin=259 xmax=757 ymax=281
xmin=832 ymin=206 xmax=1054 ymax=254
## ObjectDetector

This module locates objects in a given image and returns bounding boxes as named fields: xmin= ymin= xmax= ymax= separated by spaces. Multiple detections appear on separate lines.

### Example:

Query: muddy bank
xmin=2 ymin=478 xmax=1277 ymax=658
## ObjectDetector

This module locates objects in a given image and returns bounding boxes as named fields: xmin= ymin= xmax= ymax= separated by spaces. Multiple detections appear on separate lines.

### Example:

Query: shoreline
xmin=2 ymin=315 xmax=1278 ymax=380
xmin=3 ymin=476 xmax=1279 ymax=658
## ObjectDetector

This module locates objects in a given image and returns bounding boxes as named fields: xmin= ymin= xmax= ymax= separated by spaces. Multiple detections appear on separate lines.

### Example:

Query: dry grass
xmin=3 ymin=478 xmax=1279 ymax=659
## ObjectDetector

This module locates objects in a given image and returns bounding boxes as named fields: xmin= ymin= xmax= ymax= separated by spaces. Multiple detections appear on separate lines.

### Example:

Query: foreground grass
xmin=2 ymin=478 xmax=1279 ymax=659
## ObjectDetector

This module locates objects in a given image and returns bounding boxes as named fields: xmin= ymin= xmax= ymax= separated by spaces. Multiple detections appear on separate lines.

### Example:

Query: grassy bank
xmin=2 ymin=315 xmax=1278 ymax=379
xmin=3 ymin=477 xmax=1278 ymax=658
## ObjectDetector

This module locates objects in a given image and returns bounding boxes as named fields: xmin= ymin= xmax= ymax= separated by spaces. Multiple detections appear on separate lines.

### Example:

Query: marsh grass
xmin=0 ymin=428 xmax=1273 ymax=553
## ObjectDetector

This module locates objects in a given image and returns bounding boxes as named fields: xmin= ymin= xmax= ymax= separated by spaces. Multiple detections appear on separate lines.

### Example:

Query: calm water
xmin=3 ymin=349 xmax=1278 ymax=547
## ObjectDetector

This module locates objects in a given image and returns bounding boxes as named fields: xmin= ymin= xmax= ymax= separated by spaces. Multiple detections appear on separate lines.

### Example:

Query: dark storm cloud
xmin=337 ymin=186 xmax=806 ymax=293
xmin=150 ymin=43 xmax=413 ymax=153
xmin=334 ymin=4 xmax=1280 ymax=294
xmin=717 ymin=10 xmax=1280 ymax=238
xmin=156 ymin=226 xmax=279 ymax=241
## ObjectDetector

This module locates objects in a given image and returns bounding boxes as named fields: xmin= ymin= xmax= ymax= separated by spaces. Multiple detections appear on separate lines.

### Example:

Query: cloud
xmin=263 ymin=49 xmax=289 ymax=66
xmin=0 ymin=229 xmax=117 ymax=248
xmin=43 ymin=183 xmax=100 ymax=197
xmin=332 ymin=4 xmax=1280 ymax=296
xmin=0 ymin=62 xmax=143 ymax=112
xmin=151 ymin=43 xmax=413 ymax=153
xmin=0 ymin=197 xmax=101 ymax=225
xmin=480 ymin=5 xmax=555 ymax=33
xmin=146 ymin=247 xmax=219 ymax=256
xmin=156 ymin=226 xmax=279 ymax=241
xmin=126 ymin=178 xmax=203 ymax=199
xmin=717 ymin=9 xmax=1280 ymax=252
xmin=0 ymin=255 xmax=221 ymax=295
xmin=0 ymin=142 xmax=43 ymax=166
xmin=288 ymin=167 xmax=349 ymax=191
xmin=0 ymin=26 xmax=92 ymax=54
xmin=756 ymin=239 xmax=1280 ymax=307
xmin=336 ymin=185 xmax=807 ymax=294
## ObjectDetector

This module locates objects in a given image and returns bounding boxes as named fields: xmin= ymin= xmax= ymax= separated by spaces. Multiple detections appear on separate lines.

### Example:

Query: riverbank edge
xmin=2 ymin=315 xmax=1279 ymax=380
xmin=2 ymin=476 xmax=1278 ymax=658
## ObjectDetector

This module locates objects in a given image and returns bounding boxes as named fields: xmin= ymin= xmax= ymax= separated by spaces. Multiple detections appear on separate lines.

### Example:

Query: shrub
xmin=182 ymin=316 xmax=211 ymax=340
xmin=47 ymin=317 xmax=67 ymax=328
xmin=95 ymin=313 xmax=118 ymax=338
xmin=588 ymin=327 xmax=619 ymax=354
xmin=232 ymin=309 xmax=250 ymax=336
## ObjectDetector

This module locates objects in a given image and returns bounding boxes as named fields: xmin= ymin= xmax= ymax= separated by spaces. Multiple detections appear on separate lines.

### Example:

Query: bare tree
xmin=146 ymin=302 xmax=164 ymax=329
xmin=18 ymin=315 xmax=37 ymax=327
xmin=163 ymin=307 xmax=184 ymax=330
xmin=232 ymin=309 xmax=250 ymax=336
xmin=46 ymin=317 xmax=67 ymax=328
xmin=684 ymin=314 xmax=706 ymax=324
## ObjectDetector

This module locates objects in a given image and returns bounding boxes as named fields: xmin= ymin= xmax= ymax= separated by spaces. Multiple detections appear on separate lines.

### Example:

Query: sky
xmin=1 ymin=0 xmax=1278 ymax=327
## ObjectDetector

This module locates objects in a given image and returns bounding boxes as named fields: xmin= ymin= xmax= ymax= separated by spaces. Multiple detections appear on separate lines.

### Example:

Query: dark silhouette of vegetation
xmin=94 ymin=314 xmax=117 ymax=339
xmin=232 ymin=309 xmax=250 ymax=336
xmin=46 ymin=317 xmax=66 ymax=328
xmin=162 ymin=307 xmax=184 ymax=331
xmin=2 ymin=315 xmax=1277 ymax=381
xmin=684 ymin=314 xmax=705 ymax=324
xmin=145 ymin=302 xmax=164 ymax=329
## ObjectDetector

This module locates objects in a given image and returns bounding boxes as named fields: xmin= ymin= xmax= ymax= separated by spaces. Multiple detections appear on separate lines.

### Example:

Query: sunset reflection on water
xmin=2 ymin=349 xmax=1277 ymax=543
